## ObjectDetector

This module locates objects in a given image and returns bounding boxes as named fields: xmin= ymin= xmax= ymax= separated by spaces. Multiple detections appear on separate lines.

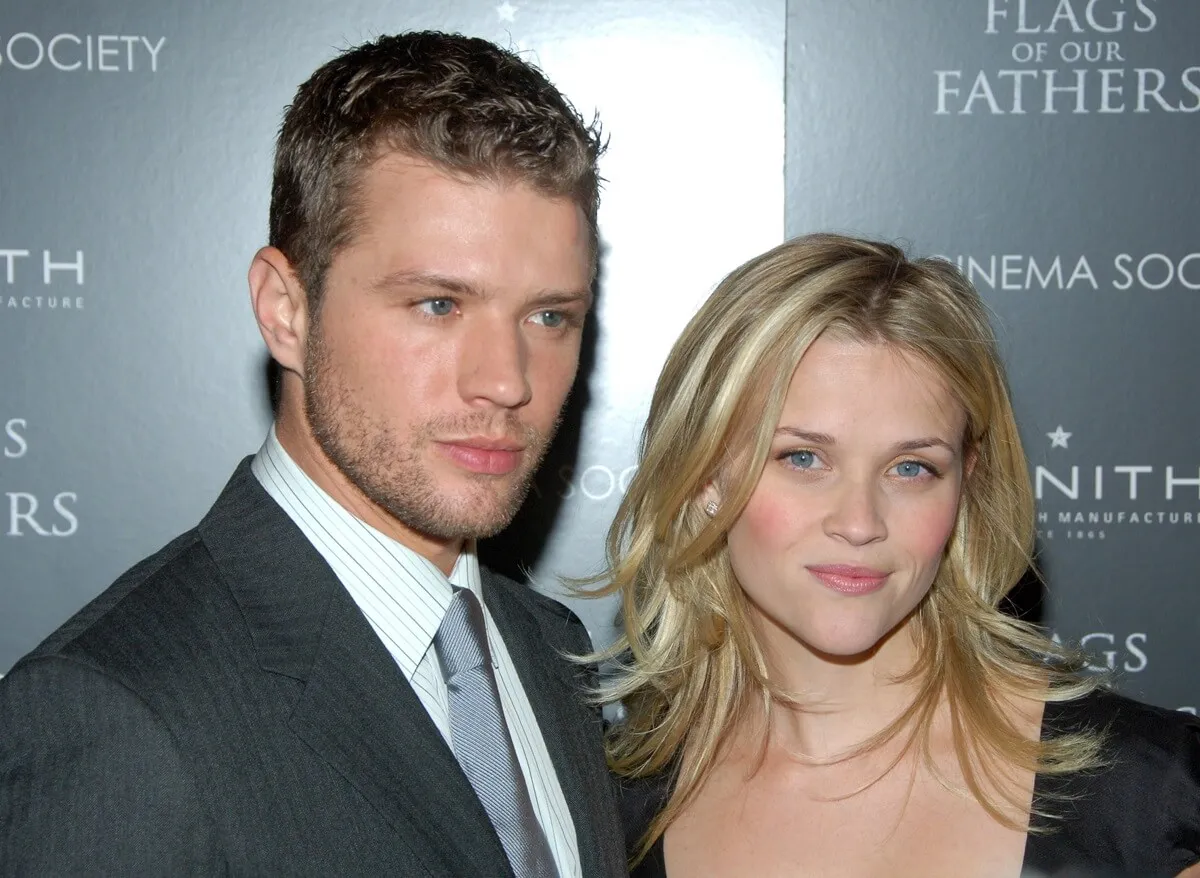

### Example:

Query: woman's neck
xmin=748 ymin=617 xmax=926 ymax=762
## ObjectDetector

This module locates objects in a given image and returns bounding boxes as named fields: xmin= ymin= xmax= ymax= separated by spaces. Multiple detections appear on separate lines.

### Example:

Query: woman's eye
xmin=893 ymin=460 xmax=930 ymax=478
xmin=786 ymin=450 xmax=821 ymax=469
xmin=419 ymin=298 xmax=455 ymax=317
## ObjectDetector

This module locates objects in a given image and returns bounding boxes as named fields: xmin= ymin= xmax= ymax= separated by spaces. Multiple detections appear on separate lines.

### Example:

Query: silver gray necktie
xmin=435 ymin=587 xmax=558 ymax=878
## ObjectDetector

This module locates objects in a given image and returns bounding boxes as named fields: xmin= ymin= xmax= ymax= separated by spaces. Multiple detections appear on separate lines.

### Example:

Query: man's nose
xmin=458 ymin=319 xmax=532 ymax=410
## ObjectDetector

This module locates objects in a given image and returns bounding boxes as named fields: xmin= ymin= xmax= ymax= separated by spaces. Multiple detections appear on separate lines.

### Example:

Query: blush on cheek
xmin=911 ymin=500 xmax=961 ymax=563
xmin=734 ymin=485 xmax=808 ymax=553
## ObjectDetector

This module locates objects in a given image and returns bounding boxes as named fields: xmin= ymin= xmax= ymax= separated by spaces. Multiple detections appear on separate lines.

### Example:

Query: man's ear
xmin=249 ymin=246 xmax=309 ymax=376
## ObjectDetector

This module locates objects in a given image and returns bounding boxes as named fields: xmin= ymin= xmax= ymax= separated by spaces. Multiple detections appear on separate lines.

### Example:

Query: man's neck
xmin=273 ymin=416 xmax=462 ymax=575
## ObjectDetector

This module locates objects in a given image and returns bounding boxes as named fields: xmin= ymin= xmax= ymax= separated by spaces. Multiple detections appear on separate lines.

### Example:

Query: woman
xmin=589 ymin=234 xmax=1200 ymax=877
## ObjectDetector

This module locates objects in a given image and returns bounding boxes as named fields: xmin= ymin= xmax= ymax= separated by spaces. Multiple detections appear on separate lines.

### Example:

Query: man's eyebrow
xmin=529 ymin=289 xmax=593 ymax=309
xmin=371 ymin=270 xmax=592 ymax=308
xmin=371 ymin=270 xmax=482 ymax=298
xmin=774 ymin=427 xmax=957 ymax=454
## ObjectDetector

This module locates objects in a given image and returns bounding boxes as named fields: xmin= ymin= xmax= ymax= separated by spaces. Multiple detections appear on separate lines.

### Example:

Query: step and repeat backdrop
xmin=2 ymin=1 xmax=1195 ymax=714
xmin=786 ymin=0 xmax=1198 ymax=712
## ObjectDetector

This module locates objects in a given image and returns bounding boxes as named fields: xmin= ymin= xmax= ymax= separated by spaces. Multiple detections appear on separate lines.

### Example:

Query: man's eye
xmin=532 ymin=310 xmax=567 ymax=328
xmin=419 ymin=298 xmax=455 ymax=317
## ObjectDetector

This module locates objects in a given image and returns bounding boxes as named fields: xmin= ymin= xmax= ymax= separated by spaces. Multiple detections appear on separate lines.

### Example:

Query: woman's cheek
xmin=907 ymin=489 xmax=962 ymax=561
xmin=734 ymin=484 xmax=811 ymax=555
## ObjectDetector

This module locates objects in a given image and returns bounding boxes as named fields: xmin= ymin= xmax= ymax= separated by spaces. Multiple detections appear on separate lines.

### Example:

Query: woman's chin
xmin=792 ymin=617 xmax=914 ymax=665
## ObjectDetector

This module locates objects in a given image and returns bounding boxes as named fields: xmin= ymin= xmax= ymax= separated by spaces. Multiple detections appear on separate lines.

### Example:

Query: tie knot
xmin=435 ymin=587 xmax=492 ymax=679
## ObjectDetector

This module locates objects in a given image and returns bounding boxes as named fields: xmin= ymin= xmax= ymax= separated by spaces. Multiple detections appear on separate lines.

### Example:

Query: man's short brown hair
xmin=269 ymin=31 xmax=605 ymax=309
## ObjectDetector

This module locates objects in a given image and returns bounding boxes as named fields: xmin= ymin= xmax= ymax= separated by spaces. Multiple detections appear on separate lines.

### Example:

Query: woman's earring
xmin=704 ymin=500 xmax=719 ymax=517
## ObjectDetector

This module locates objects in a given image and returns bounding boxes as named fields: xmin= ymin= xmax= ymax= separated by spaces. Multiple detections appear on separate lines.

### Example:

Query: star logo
xmin=1047 ymin=426 xmax=1072 ymax=449
xmin=496 ymin=2 xmax=518 ymax=22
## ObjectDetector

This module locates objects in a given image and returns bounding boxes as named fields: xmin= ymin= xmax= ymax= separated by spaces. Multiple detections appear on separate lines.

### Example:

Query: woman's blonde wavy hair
xmin=587 ymin=234 xmax=1103 ymax=861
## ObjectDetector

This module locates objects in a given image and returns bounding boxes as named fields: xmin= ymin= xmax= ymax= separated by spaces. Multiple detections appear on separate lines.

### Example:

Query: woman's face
xmin=723 ymin=334 xmax=969 ymax=663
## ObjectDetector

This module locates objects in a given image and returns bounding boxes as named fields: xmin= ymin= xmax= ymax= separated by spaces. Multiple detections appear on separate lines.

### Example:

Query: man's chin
xmin=419 ymin=510 xmax=518 ymax=542
xmin=412 ymin=486 xmax=528 ymax=541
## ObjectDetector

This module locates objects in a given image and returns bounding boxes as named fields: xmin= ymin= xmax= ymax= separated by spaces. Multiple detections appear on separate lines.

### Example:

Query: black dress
xmin=619 ymin=690 xmax=1200 ymax=878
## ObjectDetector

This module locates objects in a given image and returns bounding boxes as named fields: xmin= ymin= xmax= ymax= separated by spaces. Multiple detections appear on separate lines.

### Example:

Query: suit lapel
xmin=198 ymin=461 xmax=512 ymax=878
xmin=482 ymin=572 xmax=628 ymax=878
xmin=288 ymin=586 xmax=514 ymax=878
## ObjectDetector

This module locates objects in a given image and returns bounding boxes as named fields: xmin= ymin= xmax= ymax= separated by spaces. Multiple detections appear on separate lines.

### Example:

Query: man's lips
xmin=805 ymin=564 xmax=890 ymax=595
xmin=435 ymin=437 xmax=526 ymax=475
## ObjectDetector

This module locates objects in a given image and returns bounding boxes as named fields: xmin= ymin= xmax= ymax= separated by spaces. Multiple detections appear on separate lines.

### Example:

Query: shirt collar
xmin=251 ymin=425 xmax=481 ymax=679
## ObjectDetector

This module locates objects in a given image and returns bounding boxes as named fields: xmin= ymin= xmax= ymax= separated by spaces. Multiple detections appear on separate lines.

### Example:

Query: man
xmin=0 ymin=32 xmax=626 ymax=877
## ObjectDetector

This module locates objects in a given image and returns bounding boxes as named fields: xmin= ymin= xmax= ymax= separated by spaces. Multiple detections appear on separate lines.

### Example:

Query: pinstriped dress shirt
xmin=252 ymin=428 xmax=580 ymax=878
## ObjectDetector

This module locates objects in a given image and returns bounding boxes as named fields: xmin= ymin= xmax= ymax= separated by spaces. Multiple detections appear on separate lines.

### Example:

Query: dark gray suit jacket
xmin=0 ymin=460 xmax=627 ymax=877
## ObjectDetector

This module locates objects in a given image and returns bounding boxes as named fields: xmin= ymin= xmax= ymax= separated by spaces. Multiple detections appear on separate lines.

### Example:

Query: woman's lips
xmin=806 ymin=564 xmax=890 ymax=595
xmin=436 ymin=439 xmax=524 ymax=475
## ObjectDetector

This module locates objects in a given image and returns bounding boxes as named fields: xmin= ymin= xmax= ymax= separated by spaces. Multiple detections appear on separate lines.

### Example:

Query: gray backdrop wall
xmin=2 ymin=1 xmax=1195 ymax=714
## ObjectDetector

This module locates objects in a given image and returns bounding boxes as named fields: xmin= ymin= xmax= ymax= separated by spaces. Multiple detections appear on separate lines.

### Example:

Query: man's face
xmin=303 ymin=153 xmax=592 ymax=541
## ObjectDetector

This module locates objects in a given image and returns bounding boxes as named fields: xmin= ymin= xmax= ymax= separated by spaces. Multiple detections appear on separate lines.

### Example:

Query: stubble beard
xmin=302 ymin=327 xmax=557 ymax=541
